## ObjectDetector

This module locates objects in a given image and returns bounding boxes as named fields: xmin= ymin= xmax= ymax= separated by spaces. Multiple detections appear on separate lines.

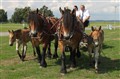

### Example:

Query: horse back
xmin=21 ymin=29 xmax=31 ymax=43
xmin=46 ymin=17 xmax=59 ymax=34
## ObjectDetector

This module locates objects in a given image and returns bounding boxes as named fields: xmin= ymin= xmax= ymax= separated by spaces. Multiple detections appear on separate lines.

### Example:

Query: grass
xmin=0 ymin=23 xmax=28 ymax=32
xmin=0 ymin=22 xmax=120 ymax=32
xmin=0 ymin=24 xmax=120 ymax=79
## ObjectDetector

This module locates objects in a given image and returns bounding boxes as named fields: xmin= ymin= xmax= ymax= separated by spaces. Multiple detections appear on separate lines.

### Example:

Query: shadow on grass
xmin=55 ymin=52 xmax=120 ymax=74
xmin=102 ymin=44 xmax=114 ymax=49
xmin=98 ymin=56 xmax=120 ymax=74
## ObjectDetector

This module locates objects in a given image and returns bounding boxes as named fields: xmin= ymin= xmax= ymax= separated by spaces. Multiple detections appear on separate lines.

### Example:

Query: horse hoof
xmin=40 ymin=62 xmax=47 ymax=68
xmin=47 ymin=55 xmax=52 ymax=59
xmin=95 ymin=69 xmax=98 ymax=73
xmin=40 ymin=65 xmax=47 ymax=68
xmin=70 ymin=64 xmax=76 ymax=68
xmin=53 ymin=54 xmax=59 ymax=59
xmin=69 ymin=67 xmax=76 ymax=71
xmin=95 ymin=68 xmax=99 ymax=73
xmin=60 ymin=70 xmax=67 ymax=75
xmin=20 ymin=57 xmax=25 ymax=61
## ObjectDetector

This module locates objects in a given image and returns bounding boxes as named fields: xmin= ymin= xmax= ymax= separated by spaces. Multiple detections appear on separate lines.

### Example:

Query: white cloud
xmin=1 ymin=0 xmax=120 ymax=20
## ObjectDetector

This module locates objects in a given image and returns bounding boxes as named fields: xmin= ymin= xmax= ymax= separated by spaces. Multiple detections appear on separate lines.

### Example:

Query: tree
xmin=39 ymin=5 xmax=54 ymax=17
xmin=11 ymin=7 xmax=31 ymax=23
xmin=0 ymin=9 xmax=7 ymax=22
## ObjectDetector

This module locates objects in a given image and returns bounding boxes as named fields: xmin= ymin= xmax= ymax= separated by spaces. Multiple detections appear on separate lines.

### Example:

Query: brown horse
xmin=89 ymin=26 xmax=104 ymax=72
xmin=8 ymin=29 xmax=36 ymax=61
xmin=58 ymin=7 xmax=83 ymax=74
xmin=28 ymin=9 xmax=59 ymax=67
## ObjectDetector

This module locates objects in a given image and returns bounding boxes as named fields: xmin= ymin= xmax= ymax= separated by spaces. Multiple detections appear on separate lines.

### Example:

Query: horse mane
xmin=28 ymin=11 xmax=45 ymax=31
xmin=62 ymin=8 xmax=73 ymax=28
xmin=14 ymin=29 xmax=22 ymax=33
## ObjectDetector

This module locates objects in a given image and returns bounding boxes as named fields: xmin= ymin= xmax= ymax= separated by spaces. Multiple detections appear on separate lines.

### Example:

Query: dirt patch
xmin=0 ymin=57 xmax=21 ymax=66
xmin=0 ymin=55 xmax=36 ymax=66
xmin=112 ymin=38 xmax=120 ymax=40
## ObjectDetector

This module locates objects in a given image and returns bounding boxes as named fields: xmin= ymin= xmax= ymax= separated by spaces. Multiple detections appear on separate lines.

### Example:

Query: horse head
xmin=90 ymin=26 xmax=102 ymax=47
xmin=59 ymin=7 xmax=76 ymax=40
xmin=8 ymin=30 xmax=16 ymax=46
xmin=28 ymin=8 xmax=44 ymax=37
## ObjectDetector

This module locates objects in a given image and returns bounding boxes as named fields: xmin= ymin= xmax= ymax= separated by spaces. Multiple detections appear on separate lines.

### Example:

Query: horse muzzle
xmin=94 ymin=42 xmax=99 ymax=47
xmin=29 ymin=31 xmax=37 ymax=37
xmin=9 ymin=43 xmax=13 ymax=46
xmin=64 ymin=36 xmax=70 ymax=40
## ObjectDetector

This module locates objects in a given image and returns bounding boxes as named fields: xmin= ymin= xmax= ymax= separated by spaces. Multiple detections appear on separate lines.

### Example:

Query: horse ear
xmin=36 ymin=8 xmax=39 ymax=13
xmin=72 ymin=9 xmax=76 ymax=15
xmin=59 ymin=7 xmax=64 ymax=15
xmin=99 ymin=26 xmax=101 ymax=31
xmin=8 ymin=30 xmax=11 ymax=33
xmin=91 ymin=26 xmax=94 ymax=31
xmin=64 ymin=7 xmax=66 ymax=11
xmin=12 ymin=30 xmax=14 ymax=33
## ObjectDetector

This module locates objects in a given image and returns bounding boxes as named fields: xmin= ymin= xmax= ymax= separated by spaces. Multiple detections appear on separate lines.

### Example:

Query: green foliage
xmin=39 ymin=5 xmax=54 ymax=17
xmin=10 ymin=6 xmax=54 ymax=23
xmin=11 ymin=7 xmax=31 ymax=23
xmin=0 ymin=9 xmax=7 ymax=22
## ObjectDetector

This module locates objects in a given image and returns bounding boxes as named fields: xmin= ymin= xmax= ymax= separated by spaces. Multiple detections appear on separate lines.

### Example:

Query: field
xmin=0 ymin=21 xmax=120 ymax=32
xmin=0 ymin=23 xmax=120 ymax=79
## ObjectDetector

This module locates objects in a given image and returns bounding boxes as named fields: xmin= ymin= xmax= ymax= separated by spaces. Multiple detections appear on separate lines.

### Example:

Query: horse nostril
xmin=9 ymin=44 xmax=13 ymax=46
xmin=30 ymin=31 xmax=37 ymax=37
xmin=32 ymin=33 xmax=37 ymax=37
xmin=64 ymin=36 xmax=70 ymax=40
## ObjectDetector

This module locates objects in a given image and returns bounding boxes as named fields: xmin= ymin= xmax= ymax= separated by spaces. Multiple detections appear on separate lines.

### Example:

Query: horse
xmin=8 ymin=29 xmax=36 ymax=61
xmin=28 ymin=9 xmax=59 ymax=67
xmin=89 ymin=26 xmax=104 ymax=72
xmin=58 ymin=7 xmax=83 ymax=74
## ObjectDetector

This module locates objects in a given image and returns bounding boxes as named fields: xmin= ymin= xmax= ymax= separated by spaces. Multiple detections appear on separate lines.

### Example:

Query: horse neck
xmin=14 ymin=30 xmax=22 ymax=39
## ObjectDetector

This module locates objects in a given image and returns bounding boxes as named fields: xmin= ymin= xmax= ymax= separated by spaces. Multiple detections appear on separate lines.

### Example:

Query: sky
xmin=0 ymin=0 xmax=120 ymax=20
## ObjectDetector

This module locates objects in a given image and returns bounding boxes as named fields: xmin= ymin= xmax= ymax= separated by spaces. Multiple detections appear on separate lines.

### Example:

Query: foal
xmin=89 ymin=26 xmax=104 ymax=72
xmin=8 ymin=29 xmax=36 ymax=61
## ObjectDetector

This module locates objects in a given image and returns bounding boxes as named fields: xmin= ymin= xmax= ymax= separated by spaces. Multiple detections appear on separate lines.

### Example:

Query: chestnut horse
xmin=58 ymin=7 xmax=83 ymax=74
xmin=8 ymin=29 xmax=36 ymax=61
xmin=89 ymin=26 xmax=104 ymax=72
xmin=28 ymin=9 xmax=59 ymax=67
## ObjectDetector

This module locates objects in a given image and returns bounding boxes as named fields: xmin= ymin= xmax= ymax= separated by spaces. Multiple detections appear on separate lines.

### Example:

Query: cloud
xmin=1 ymin=0 xmax=120 ymax=20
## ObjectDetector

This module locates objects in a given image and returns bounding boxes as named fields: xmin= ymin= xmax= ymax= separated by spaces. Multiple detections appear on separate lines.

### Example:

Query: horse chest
xmin=62 ymin=39 xmax=74 ymax=46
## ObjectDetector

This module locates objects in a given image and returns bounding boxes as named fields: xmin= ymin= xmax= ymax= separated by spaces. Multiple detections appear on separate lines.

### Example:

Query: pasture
xmin=0 ymin=23 xmax=120 ymax=79
xmin=0 ymin=21 xmax=120 ymax=32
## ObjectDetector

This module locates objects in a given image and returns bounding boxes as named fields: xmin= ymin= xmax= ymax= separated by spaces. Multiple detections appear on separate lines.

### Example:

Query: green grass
xmin=0 ymin=23 xmax=28 ymax=32
xmin=0 ymin=22 xmax=120 ymax=32
xmin=0 ymin=28 xmax=120 ymax=79
xmin=89 ymin=21 xmax=120 ymax=27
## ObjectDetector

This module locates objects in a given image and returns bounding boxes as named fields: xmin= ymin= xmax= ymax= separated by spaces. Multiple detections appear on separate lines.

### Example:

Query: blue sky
xmin=1 ymin=0 xmax=120 ymax=20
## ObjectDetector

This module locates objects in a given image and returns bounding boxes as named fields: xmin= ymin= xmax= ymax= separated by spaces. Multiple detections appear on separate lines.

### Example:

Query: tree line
xmin=0 ymin=5 xmax=54 ymax=23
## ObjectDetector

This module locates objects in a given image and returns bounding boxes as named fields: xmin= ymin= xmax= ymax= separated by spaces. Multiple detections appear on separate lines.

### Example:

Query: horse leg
xmin=21 ymin=44 xmax=24 ymax=61
xmin=76 ymin=46 xmax=81 ymax=58
xmin=53 ymin=37 xmax=58 ymax=59
xmin=94 ymin=47 xmax=99 ymax=73
xmin=33 ymin=46 xmax=36 ymax=56
xmin=60 ymin=47 xmax=67 ymax=74
xmin=88 ymin=46 xmax=92 ymax=66
xmin=35 ymin=46 xmax=42 ymax=63
xmin=16 ymin=40 xmax=22 ymax=59
xmin=40 ymin=44 xmax=47 ymax=67
xmin=47 ymin=42 xmax=52 ymax=58
xmin=21 ymin=44 xmax=27 ymax=61
xmin=70 ymin=48 xmax=76 ymax=68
